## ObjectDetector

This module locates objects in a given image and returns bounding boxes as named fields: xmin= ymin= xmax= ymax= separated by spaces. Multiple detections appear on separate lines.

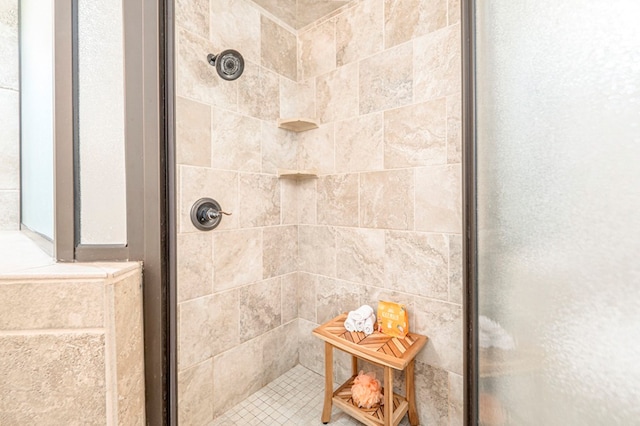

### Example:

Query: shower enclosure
xmin=466 ymin=1 xmax=640 ymax=424
xmin=173 ymin=0 xmax=464 ymax=424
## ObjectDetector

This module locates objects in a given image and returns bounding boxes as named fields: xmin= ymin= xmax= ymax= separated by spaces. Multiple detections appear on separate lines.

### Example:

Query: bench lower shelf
xmin=332 ymin=375 xmax=409 ymax=426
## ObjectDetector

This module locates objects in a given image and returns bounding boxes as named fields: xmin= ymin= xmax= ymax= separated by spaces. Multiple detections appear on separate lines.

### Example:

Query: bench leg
xmin=351 ymin=355 xmax=358 ymax=376
xmin=384 ymin=366 xmax=393 ymax=426
xmin=406 ymin=360 xmax=419 ymax=425
xmin=322 ymin=343 xmax=333 ymax=424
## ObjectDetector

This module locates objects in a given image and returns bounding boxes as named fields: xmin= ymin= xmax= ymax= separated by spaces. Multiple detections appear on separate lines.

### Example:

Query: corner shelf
xmin=277 ymin=169 xmax=318 ymax=179
xmin=277 ymin=118 xmax=319 ymax=132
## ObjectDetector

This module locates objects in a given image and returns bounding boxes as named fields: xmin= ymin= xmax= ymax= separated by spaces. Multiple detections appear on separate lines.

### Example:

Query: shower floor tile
xmin=209 ymin=364 xmax=411 ymax=426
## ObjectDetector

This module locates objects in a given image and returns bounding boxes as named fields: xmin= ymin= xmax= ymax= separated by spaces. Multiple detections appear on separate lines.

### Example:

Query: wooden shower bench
xmin=312 ymin=313 xmax=428 ymax=426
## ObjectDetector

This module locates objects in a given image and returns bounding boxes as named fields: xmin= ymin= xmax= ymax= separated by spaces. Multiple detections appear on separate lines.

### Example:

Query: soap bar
xmin=377 ymin=301 xmax=409 ymax=338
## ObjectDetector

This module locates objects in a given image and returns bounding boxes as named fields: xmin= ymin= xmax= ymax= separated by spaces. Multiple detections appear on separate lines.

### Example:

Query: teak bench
xmin=312 ymin=313 xmax=428 ymax=426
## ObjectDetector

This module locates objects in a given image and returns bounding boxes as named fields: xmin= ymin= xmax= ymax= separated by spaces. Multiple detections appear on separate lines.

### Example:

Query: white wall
xmin=0 ymin=0 xmax=20 ymax=230
xmin=20 ymin=0 xmax=54 ymax=238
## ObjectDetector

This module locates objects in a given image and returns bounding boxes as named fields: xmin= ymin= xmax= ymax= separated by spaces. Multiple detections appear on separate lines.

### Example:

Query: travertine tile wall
xmin=175 ymin=0 xmax=462 ymax=424
xmin=175 ymin=1 xmax=300 ymax=424
xmin=0 ymin=0 xmax=20 ymax=230
xmin=0 ymin=263 xmax=146 ymax=425
xmin=295 ymin=1 xmax=463 ymax=425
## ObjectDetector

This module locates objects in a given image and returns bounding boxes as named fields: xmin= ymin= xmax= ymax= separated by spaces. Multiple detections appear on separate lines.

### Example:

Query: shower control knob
xmin=190 ymin=198 xmax=231 ymax=231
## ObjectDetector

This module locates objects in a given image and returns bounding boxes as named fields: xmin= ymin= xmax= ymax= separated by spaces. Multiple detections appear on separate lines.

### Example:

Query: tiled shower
xmin=175 ymin=0 xmax=463 ymax=424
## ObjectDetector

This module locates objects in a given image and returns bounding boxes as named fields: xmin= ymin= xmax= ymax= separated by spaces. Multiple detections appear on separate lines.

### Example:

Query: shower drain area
xmin=210 ymin=365 xmax=412 ymax=425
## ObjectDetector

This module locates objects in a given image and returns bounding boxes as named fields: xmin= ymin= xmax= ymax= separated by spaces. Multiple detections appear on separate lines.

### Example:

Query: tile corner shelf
xmin=277 ymin=118 xmax=319 ymax=132
xmin=277 ymin=169 xmax=318 ymax=179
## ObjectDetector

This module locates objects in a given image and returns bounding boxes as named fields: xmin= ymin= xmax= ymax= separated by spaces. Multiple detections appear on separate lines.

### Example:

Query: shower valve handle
xmin=190 ymin=198 xmax=230 ymax=231
xmin=204 ymin=208 xmax=232 ymax=220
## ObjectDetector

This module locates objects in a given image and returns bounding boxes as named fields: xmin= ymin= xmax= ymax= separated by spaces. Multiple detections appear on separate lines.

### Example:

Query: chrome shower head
xmin=207 ymin=49 xmax=244 ymax=81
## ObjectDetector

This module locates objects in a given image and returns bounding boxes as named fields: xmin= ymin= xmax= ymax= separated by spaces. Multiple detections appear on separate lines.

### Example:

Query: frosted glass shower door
xmin=475 ymin=1 xmax=640 ymax=425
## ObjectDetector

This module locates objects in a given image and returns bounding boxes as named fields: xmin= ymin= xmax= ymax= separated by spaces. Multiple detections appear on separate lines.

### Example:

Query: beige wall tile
xmin=385 ymin=231 xmax=449 ymax=299
xmin=263 ymin=225 xmax=298 ymax=278
xmin=317 ymin=174 xmax=359 ymax=226
xmin=298 ymin=19 xmax=336 ymax=80
xmin=178 ymin=291 xmax=239 ymax=369
xmin=0 ymin=333 xmax=106 ymax=424
xmin=415 ymin=164 xmax=462 ymax=233
xmin=414 ymin=361 xmax=450 ymax=426
xmin=280 ymin=77 xmax=316 ymax=119
xmin=384 ymin=98 xmax=447 ymax=168
xmin=316 ymin=277 xmax=363 ymax=324
xmin=297 ymin=0 xmax=352 ymax=29
xmin=362 ymin=287 xmax=416 ymax=326
xmin=448 ymin=234 xmax=462 ymax=304
xmin=251 ymin=0 xmax=296 ymax=29
xmin=0 ymin=190 xmax=18 ymax=230
xmin=447 ymin=94 xmax=462 ymax=164
xmin=176 ymin=27 xmax=237 ymax=110
xmin=360 ymin=169 xmax=414 ymax=230
xmin=213 ymin=337 xmax=263 ymax=417
xmin=177 ymin=232 xmax=213 ymax=302
xmin=261 ymin=15 xmax=297 ymax=80
xmin=213 ymin=228 xmax=263 ymax=291
xmin=176 ymin=0 xmax=208 ymax=39
xmin=0 ymin=281 xmax=103 ymax=330
xmin=210 ymin=0 xmax=261 ymax=65
xmin=281 ymin=273 xmax=298 ymax=322
xmin=112 ymin=273 xmax=146 ymax=426
xmin=336 ymin=0 xmax=383 ymax=66
xmin=449 ymin=372 xmax=463 ymax=426
xmin=261 ymin=122 xmax=297 ymax=174
xmin=262 ymin=321 xmax=298 ymax=384
xmin=238 ymin=60 xmax=280 ymax=121
xmin=316 ymin=63 xmax=359 ymax=124
xmin=176 ymin=96 xmax=211 ymax=168
xmin=238 ymin=173 xmax=281 ymax=227
xmin=0 ymin=1 xmax=19 ymax=90
xmin=336 ymin=227 xmax=385 ymax=287
xmin=414 ymin=24 xmax=461 ymax=103
xmin=297 ymin=272 xmax=317 ymax=322
xmin=0 ymin=89 xmax=19 ymax=190
xmin=298 ymin=225 xmax=336 ymax=276
xmin=297 ymin=179 xmax=317 ymax=224
xmin=280 ymin=178 xmax=298 ymax=225
xmin=239 ymin=278 xmax=282 ymax=341
xmin=178 ymin=166 xmax=238 ymax=232
xmin=384 ymin=0 xmax=447 ymax=48
xmin=335 ymin=113 xmax=384 ymax=173
xmin=178 ymin=359 xmax=213 ymax=426
xmin=211 ymin=108 xmax=261 ymax=172
xmin=298 ymin=318 xmax=324 ymax=375
xmin=359 ymin=42 xmax=413 ymax=114
xmin=414 ymin=297 xmax=463 ymax=375
xmin=298 ymin=123 xmax=335 ymax=173
xmin=448 ymin=0 xmax=461 ymax=25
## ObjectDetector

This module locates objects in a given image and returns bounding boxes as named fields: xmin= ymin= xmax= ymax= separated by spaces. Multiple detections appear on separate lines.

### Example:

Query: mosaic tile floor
xmin=209 ymin=364 xmax=411 ymax=426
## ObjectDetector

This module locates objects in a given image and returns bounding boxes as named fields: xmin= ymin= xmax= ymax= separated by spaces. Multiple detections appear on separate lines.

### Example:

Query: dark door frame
xmin=462 ymin=0 xmax=479 ymax=425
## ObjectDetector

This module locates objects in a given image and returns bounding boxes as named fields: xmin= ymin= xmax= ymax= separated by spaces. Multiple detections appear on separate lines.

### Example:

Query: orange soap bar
xmin=377 ymin=301 xmax=409 ymax=338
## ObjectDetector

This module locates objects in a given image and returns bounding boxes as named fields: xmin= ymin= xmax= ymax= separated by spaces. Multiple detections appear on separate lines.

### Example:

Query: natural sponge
xmin=351 ymin=371 xmax=383 ymax=409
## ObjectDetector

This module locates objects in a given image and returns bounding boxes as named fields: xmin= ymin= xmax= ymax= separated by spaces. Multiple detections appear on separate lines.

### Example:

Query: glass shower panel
xmin=475 ymin=1 xmax=640 ymax=424
xmin=77 ymin=0 xmax=127 ymax=244
xmin=20 ymin=0 xmax=54 ymax=240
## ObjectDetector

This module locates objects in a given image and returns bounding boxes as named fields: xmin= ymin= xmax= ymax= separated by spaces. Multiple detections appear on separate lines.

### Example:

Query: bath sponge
xmin=351 ymin=371 xmax=383 ymax=409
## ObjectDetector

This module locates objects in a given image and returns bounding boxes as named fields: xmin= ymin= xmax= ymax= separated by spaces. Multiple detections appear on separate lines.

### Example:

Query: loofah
xmin=351 ymin=371 xmax=383 ymax=409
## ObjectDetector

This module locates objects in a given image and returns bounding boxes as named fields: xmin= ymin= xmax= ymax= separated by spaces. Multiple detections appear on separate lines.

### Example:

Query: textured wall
xmin=0 ymin=0 xmax=19 ymax=230
xmin=0 ymin=263 xmax=146 ymax=425
xmin=175 ymin=0 xmax=463 ymax=424
xmin=175 ymin=1 xmax=300 ymax=423
xmin=295 ymin=1 xmax=463 ymax=425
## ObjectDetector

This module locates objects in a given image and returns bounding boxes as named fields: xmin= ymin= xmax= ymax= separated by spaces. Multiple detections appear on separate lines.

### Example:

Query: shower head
xmin=207 ymin=49 xmax=244 ymax=81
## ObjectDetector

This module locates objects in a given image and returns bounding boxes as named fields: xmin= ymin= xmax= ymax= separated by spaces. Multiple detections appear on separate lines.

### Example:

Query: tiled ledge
xmin=0 ymin=231 xmax=140 ymax=279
